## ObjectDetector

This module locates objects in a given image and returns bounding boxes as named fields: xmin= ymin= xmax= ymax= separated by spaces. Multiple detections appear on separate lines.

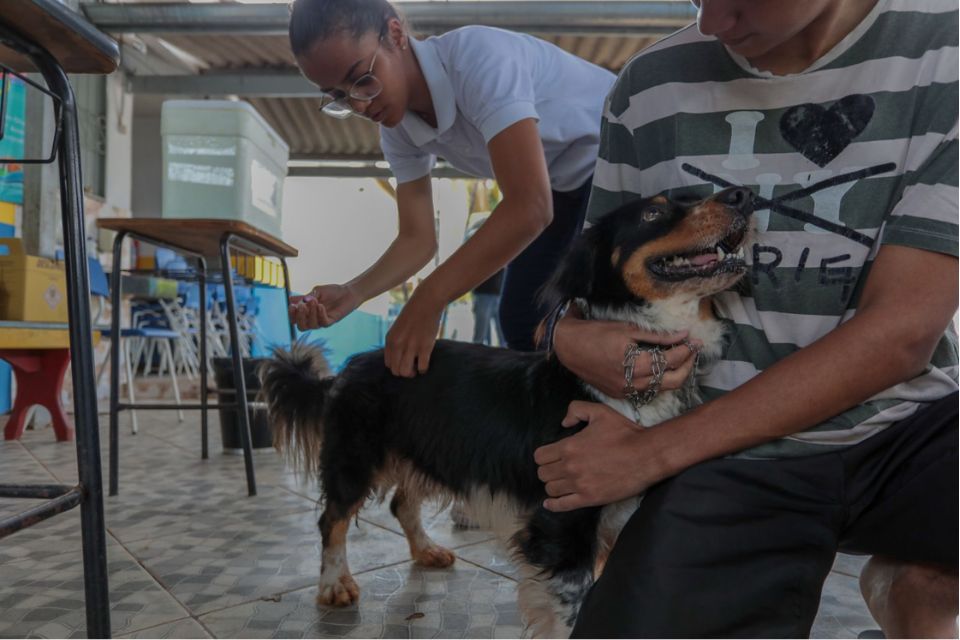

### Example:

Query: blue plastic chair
xmin=89 ymin=257 xmax=184 ymax=432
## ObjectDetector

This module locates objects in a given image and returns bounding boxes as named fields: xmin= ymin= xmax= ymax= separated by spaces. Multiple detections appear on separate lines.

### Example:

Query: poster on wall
xmin=0 ymin=75 xmax=26 ymax=205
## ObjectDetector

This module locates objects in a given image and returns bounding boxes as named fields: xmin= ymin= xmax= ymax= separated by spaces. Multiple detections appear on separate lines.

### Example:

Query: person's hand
xmin=289 ymin=284 xmax=361 ymax=331
xmin=384 ymin=289 xmax=444 ymax=377
xmin=534 ymin=401 xmax=672 ymax=511
xmin=553 ymin=315 xmax=701 ymax=398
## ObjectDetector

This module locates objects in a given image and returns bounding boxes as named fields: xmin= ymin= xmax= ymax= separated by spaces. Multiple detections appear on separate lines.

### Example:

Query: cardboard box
xmin=0 ymin=238 xmax=69 ymax=322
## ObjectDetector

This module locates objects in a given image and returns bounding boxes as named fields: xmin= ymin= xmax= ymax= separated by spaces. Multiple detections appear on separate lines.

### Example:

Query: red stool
xmin=1 ymin=348 xmax=74 ymax=441
xmin=0 ymin=323 xmax=97 ymax=441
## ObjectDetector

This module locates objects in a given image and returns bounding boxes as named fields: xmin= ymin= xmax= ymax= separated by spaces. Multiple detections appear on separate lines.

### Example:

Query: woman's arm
xmin=384 ymin=118 xmax=554 ymax=376
xmin=419 ymin=118 xmax=553 ymax=303
xmin=535 ymin=244 xmax=959 ymax=511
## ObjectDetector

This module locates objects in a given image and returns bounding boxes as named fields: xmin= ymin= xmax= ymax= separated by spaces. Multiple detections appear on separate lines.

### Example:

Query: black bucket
xmin=211 ymin=357 xmax=272 ymax=451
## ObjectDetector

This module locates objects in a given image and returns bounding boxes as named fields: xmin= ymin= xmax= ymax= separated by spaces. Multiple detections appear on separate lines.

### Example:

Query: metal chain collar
xmin=622 ymin=339 xmax=702 ymax=422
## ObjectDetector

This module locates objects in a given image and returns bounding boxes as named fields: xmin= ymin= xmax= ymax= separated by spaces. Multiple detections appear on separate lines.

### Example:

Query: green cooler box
xmin=161 ymin=100 xmax=289 ymax=237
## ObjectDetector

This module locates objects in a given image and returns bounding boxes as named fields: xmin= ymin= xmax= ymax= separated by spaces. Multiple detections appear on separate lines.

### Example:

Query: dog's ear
xmin=537 ymin=226 xmax=601 ymax=308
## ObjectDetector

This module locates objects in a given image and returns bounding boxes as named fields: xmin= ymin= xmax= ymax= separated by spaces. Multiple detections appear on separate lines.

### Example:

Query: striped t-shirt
xmin=586 ymin=0 xmax=959 ymax=458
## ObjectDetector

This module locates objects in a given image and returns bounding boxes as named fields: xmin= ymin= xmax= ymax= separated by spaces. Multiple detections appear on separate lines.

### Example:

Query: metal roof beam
xmin=83 ymin=2 xmax=696 ymax=37
xmin=288 ymin=163 xmax=471 ymax=179
xmin=129 ymin=71 xmax=314 ymax=97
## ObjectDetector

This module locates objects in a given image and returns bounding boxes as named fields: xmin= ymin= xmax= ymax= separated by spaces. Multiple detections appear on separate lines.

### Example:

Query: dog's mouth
xmin=648 ymin=225 xmax=748 ymax=281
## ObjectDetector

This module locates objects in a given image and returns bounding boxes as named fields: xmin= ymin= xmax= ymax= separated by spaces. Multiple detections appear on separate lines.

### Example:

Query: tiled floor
xmin=0 ymin=410 xmax=878 ymax=638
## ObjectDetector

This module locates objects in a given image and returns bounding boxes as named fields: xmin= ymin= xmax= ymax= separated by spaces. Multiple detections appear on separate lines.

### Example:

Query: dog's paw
xmin=415 ymin=545 xmax=456 ymax=568
xmin=316 ymin=574 xmax=360 ymax=607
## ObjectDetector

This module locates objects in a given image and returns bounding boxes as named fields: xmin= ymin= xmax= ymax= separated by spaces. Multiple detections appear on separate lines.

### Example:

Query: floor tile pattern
xmin=0 ymin=410 xmax=879 ymax=638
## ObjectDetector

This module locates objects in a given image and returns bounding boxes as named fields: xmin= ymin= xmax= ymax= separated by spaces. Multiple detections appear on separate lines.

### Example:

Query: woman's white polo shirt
xmin=379 ymin=26 xmax=615 ymax=192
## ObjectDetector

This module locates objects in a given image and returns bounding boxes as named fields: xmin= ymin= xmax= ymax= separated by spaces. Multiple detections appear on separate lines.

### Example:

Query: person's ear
xmin=386 ymin=17 xmax=406 ymax=50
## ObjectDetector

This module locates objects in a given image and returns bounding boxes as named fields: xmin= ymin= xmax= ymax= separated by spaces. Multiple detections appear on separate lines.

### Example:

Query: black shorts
xmin=571 ymin=392 xmax=959 ymax=638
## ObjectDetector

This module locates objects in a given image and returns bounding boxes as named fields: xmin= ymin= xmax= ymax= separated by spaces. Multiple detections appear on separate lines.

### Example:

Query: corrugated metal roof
xmin=163 ymin=34 xmax=295 ymax=69
xmin=247 ymin=96 xmax=382 ymax=159
xmin=91 ymin=2 xmax=689 ymax=161
xmin=132 ymin=32 xmax=661 ymax=159
xmin=158 ymin=32 xmax=660 ymax=74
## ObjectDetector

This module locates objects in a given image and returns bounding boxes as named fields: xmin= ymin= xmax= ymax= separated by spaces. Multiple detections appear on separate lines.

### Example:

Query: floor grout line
xmin=113 ymin=614 xmax=196 ymax=638
xmin=103 ymin=529 xmax=197 ymax=632
xmin=455 ymin=555 xmax=519 ymax=583
xmin=191 ymin=556 xmax=423 ymax=620
xmin=192 ymin=612 xmax=218 ymax=639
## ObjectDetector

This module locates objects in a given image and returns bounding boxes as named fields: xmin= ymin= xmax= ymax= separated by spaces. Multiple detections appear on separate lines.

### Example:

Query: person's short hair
xmin=289 ymin=0 xmax=400 ymax=57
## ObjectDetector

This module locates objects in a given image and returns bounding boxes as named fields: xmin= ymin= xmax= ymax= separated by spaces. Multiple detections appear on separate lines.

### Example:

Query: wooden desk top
xmin=0 ymin=0 xmax=119 ymax=74
xmin=97 ymin=218 xmax=299 ymax=259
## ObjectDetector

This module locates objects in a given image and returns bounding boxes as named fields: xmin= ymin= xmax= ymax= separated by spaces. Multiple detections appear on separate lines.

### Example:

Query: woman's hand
xmin=384 ymin=288 xmax=445 ymax=377
xmin=289 ymin=284 xmax=361 ymax=331
xmin=534 ymin=401 xmax=673 ymax=511
xmin=553 ymin=315 xmax=700 ymax=398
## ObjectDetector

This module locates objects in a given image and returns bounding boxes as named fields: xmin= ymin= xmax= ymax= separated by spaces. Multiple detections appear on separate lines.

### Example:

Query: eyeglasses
xmin=318 ymin=34 xmax=384 ymax=119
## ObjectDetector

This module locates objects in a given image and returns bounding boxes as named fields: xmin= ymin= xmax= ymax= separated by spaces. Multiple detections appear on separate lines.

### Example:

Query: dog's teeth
xmin=737 ymin=246 xmax=745 ymax=258
xmin=717 ymin=246 xmax=726 ymax=260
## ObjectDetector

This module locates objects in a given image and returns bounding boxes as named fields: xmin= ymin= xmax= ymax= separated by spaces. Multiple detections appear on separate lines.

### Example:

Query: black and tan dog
xmin=260 ymin=186 xmax=754 ymax=637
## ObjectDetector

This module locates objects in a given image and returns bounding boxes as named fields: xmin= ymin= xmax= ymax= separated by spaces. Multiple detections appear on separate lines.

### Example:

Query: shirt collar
xmin=398 ymin=36 xmax=457 ymax=145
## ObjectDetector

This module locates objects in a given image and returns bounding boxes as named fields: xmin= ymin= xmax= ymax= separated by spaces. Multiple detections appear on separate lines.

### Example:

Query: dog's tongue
xmin=690 ymin=253 xmax=718 ymax=266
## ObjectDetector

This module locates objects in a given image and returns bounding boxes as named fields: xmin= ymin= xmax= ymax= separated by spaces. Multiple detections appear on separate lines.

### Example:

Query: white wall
xmin=280 ymin=176 xmax=471 ymax=316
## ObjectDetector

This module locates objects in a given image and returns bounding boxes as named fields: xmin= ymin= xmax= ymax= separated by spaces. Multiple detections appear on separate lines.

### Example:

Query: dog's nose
xmin=716 ymin=187 xmax=754 ymax=215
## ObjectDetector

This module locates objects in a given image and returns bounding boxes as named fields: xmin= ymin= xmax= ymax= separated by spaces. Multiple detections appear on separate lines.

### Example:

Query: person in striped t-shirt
xmin=533 ymin=0 xmax=958 ymax=636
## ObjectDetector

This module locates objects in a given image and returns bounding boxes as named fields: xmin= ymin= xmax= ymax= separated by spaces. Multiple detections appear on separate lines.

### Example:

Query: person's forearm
xmin=649 ymin=303 xmax=947 ymax=478
xmin=347 ymin=232 xmax=437 ymax=301
xmin=418 ymin=195 xmax=551 ymax=304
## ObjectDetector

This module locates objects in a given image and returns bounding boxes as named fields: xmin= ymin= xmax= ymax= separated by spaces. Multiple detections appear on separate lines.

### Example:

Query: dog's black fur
xmin=261 ymin=187 xmax=753 ymax=636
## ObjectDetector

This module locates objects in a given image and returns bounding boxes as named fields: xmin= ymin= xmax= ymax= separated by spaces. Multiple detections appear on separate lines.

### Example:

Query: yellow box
xmin=0 ymin=238 xmax=69 ymax=322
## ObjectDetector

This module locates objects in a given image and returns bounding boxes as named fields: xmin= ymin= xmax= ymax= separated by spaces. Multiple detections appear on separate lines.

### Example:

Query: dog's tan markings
xmin=621 ymin=246 xmax=668 ymax=300
xmin=610 ymin=247 xmax=621 ymax=267
xmin=699 ymin=298 xmax=714 ymax=321
xmin=621 ymin=201 xmax=747 ymax=299
xmin=651 ymin=195 xmax=668 ymax=204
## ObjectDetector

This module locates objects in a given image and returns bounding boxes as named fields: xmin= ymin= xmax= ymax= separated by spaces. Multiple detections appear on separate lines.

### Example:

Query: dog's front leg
xmin=512 ymin=507 xmax=601 ymax=637
xmin=517 ymin=567 xmax=594 ymax=638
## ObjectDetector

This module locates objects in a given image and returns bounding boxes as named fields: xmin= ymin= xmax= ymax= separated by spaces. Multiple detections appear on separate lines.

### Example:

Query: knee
xmin=860 ymin=556 xmax=958 ymax=638
xmin=861 ymin=556 xmax=957 ymax=601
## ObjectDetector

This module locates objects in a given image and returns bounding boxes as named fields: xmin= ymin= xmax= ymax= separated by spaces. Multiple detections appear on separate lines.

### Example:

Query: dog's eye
xmin=642 ymin=207 xmax=661 ymax=222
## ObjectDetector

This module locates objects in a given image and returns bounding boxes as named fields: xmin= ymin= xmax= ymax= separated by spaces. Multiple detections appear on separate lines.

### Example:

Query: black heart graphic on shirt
xmin=779 ymin=94 xmax=875 ymax=167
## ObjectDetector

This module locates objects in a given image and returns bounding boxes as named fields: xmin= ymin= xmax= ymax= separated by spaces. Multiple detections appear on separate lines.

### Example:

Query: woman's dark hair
xmin=289 ymin=0 xmax=400 ymax=57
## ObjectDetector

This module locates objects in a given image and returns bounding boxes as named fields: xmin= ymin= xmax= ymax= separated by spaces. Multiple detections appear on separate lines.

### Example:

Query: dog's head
xmin=542 ymin=187 xmax=754 ymax=309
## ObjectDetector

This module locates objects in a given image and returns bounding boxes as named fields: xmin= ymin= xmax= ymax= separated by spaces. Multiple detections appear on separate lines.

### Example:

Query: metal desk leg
xmin=219 ymin=234 xmax=257 ymax=496
xmin=198 ymin=257 xmax=209 ymax=460
xmin=38 ymin=46 xmax=112 ymax=639
xmin=280 ymin=258 xmax=297 ymax=344
xmin=108 ymin=230 xmax=126 ymax=497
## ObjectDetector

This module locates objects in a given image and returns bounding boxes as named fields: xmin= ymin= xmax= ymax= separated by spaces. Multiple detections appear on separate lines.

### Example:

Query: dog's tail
xmin=258 ymin=342 xmax=334 ymax=475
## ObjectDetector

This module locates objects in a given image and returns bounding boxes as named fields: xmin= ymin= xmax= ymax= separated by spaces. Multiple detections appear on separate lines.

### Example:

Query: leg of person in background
xmin=472 ymin=293 xmax=497 ymax=345
xmin=499 ymin=180 xmax=591 ymax=351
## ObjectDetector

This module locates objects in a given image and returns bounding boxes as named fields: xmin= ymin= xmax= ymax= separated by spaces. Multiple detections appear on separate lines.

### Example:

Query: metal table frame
xmin=0 ymin=8 xmax=117 ymax=637
xmin=106 ymin=229 xmax=297 ymax=497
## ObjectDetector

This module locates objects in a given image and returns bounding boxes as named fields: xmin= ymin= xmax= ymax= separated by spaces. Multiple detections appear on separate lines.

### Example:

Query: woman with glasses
xmin=287 ymin=0 xmax=617 ymax=376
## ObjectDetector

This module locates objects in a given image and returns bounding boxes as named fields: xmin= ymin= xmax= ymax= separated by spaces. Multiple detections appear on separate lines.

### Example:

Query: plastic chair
xmin=89 ymin=257 xmax=184 ymax=433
